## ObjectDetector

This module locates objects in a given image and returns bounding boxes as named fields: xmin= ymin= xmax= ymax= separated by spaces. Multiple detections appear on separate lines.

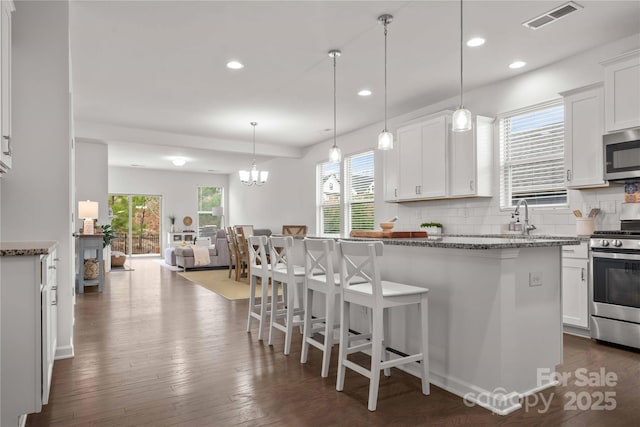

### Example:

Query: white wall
xmin=231 ymin=33 xmax=640 ymax=236
xmin=1 ymin=1 xmax=73 ymax=357
xmin=109 ymin=166 xmax=228 ymax=249
xmin=75 ymin=139 xmax=109 ymax=228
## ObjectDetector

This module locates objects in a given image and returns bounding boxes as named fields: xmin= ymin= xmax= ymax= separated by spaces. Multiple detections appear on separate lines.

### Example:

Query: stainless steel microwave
xmin=604 ymin=128 xmax=640 ymax=181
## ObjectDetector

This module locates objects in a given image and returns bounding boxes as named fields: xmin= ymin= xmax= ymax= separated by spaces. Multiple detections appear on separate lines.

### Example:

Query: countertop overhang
xmin=309 ymin=234 xmax=583 ymax=250
xmin=0 ymin=241 xmax=57 ymax=257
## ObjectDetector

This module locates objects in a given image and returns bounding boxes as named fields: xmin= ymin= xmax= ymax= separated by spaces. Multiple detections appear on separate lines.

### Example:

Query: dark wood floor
xmin=27 ymin=258 xmax=639 ymax=426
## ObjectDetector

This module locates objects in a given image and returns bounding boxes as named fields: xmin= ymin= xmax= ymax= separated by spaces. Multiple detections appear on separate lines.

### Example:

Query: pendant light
xmin=239 ymin=122 xmax=268 ymax=186
xmin=452 ymin=0 xmax=472 ymax=132
xmin=328 ymin=49 xmax=342 ymax=163
xmin=377 ymin=14 xmax=394 ymax=150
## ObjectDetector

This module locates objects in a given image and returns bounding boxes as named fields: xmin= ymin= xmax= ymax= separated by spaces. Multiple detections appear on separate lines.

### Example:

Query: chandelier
xmin=239 ymin=122 xmax=268 ymax=186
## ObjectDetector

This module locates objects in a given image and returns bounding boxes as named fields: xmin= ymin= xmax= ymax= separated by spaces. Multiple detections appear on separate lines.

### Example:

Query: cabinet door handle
xmin=54 ymin=258 xmax=60 ymax=261
xmin=581 ymin=268 xmax=585 ymax=281
xmin=566 ymin=169 xmax=571 ymax=181
xmin=49 ymin=265 xmax=56 ymax=270
xmin=51 ymin=300 xmax=57 ymax=306
xmin=2 ymin=135 xmax=10 ymax=155
xmin=52 ymin=286 xmax=57 ymax=290
xmin=470 ymin=180 xmax=474 ymax=192
xmin=394 ymin=188 xmax=397 ymax=197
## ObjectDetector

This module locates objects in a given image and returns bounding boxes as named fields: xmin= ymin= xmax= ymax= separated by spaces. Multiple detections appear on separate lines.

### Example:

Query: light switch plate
xmin=529 ymin=272 xmax=543 ymax=287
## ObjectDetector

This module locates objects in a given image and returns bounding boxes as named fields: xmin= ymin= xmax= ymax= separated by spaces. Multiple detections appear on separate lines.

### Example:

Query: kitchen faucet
xmin=514 ymin=199 xmax=537 ymax=236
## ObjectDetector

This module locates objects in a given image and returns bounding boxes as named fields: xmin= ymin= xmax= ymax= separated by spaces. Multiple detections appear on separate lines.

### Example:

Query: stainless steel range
xmin=590 ymin=203 xmax=640 ymax=349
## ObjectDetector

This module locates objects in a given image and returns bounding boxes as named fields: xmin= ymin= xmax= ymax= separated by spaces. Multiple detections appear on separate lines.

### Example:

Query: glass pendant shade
xmin=378 ymin=130 xmax=394 ymax=150
xmin=452 ymin=107 xmax=472 ymax=132
xmin=238 ymin=169 xmax=250 ymax=182
xmin=329 ymin=145 xmax=342 ymax=163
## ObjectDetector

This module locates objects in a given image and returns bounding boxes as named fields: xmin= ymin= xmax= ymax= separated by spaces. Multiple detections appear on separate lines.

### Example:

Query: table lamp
xmin=79 ymin=200 xmax=99 ymax=234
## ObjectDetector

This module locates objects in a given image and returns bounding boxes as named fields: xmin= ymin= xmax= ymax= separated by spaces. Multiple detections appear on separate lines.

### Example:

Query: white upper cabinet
xmin=0 ymin=0 xmax=14 ymax=175
xmin=386 ymin=112 xmax=492 ymax=202
xmin=394 ymin=113 xmax=448 ymax=201
xmin=383 ymin=144 xmax=399 ymax=202
xmin=561 ymin=83 xmax=608 ymax=189
xmin=448 ymin=116 xmax=493 ymax=198
xmin=601 ymin=49 xmax=640 ymax=132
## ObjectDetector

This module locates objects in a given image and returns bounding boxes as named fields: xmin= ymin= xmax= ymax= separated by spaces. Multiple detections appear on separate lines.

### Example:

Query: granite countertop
xmin=310 ymin=234 xmax=582 ymax=250
xmin=0 ymin=241 xmax=57 ymax=257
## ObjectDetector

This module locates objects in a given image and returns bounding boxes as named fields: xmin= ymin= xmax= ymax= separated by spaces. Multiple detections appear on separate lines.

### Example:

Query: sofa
xmin=174 ymin=229 xmax=229 ymax=270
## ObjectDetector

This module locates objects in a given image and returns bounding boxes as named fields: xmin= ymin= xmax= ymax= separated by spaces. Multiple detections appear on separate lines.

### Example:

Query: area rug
xmin=178 ymin=268 xmax=279 ymax=301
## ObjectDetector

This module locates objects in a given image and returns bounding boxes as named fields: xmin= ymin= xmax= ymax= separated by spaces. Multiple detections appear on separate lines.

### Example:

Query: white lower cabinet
xmin=1 ymin=243 xmax=57 ymax=426
xmin=562 ymin=243 xmax=589 ymax=329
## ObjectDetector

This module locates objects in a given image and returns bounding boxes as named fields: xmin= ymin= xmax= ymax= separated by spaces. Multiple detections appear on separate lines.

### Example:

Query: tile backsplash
xmin=395 ymin=185 xmax=627 ymax=236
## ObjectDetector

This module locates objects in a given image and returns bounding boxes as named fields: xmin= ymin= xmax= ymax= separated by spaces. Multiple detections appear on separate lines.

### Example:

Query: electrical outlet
xmin=529 ymin=272 xmax=543 ymax=287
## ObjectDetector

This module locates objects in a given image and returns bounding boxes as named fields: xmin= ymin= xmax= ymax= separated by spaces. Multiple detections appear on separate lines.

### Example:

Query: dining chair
xmin=233 ymin=228 xmax=250 ymax=281
xmin=268 ymin=235 xmax=305 ymax=355
xmin=300 ymin=238 xmax=340 ymax=377
xmin=282 ymin=225 xmax=307 ymax=237
xmin=336 ymin=240 xmax=430 ymax=412
xmin=246 ymin=235 xmax=272 ymax=341
xmin=225 ymin=227 xmax=237 ymax=279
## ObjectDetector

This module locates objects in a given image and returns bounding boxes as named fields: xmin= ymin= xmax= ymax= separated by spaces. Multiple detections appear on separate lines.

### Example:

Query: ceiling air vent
xmin=523 ymin=1 xmax=583 ymax=30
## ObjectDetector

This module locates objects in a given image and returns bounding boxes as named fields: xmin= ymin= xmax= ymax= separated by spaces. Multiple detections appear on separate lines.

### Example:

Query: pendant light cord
xmin=459 ymin=0 xmax=464 ymax=108
xmin=384 ymin=21 xmax=388 ymax=131
xmin=333 ymin=53 xmax=337 ymax=149
xmin=251 ymin=122 xmax=257 ymax=164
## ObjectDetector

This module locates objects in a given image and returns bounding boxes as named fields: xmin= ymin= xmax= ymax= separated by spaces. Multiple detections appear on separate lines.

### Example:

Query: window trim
xmin=498 ymin=99 xmax=568 ymax=211
xmin=316 ymin=148 xmax=376 ymax=236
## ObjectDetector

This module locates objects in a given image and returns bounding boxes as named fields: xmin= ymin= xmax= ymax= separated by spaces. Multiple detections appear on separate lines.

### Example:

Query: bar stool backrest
xmin=303 ymin=238 xmax=336 ymax=281
xmin=337 ymin=240 xmax=384 ymax=303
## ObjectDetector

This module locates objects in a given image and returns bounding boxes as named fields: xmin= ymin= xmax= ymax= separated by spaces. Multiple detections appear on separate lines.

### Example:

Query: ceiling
xmin=69 ymin=1 xmax=640 ymax=174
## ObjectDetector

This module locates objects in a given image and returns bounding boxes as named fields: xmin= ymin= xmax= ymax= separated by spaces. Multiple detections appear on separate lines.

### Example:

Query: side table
xmin=75 ymin=233 xmax=104 ymax=293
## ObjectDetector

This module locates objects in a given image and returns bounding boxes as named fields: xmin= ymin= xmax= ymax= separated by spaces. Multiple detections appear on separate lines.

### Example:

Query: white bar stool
xmin=336 ymin=240 xmax=430 ymax=412
xmin=300 ymin=238 xmax=340 ymax=377
xmin=246 ymin=235 xmax=272 ymax=341
xmin=268 ymin=235 xmax=305 ymax=355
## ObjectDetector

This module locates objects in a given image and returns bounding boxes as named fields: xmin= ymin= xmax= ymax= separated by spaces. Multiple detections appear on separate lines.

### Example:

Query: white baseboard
xmin=55 ymin=344 xmax=74 ymax=360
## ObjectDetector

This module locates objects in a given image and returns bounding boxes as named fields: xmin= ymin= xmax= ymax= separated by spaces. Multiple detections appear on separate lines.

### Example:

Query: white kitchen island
xmin=317 ymin=234 xmax=580 ymax=415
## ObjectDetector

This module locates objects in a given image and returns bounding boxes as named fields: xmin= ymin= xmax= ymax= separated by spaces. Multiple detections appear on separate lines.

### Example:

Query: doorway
xmin=108 ymin=194 xmax=162 ymax=256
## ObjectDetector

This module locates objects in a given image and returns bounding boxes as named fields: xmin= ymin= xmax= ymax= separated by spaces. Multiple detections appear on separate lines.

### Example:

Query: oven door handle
xmin=592 ymin=251 xmax=640 ymax=261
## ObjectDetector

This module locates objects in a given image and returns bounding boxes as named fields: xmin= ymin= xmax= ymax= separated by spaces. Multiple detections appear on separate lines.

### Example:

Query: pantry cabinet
xmin=1 ymin=241 xmax=58 ymax=426
xmin=601 ymin=49 xmax=640 ymax=132
xmin=385 ymin=112 xmax=492 ymax=202
xmin=561 ymin=83 xmax=608 ymax=189
xmin=562 ymin=242 xmax=589 ymax=330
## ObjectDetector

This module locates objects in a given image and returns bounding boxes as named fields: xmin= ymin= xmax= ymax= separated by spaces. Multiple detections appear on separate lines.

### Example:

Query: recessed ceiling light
xmin=509 ymin=61 xmax=527 ymax=69
xmin=466 ymin=37 xmax=485 ymax=47
xmin=358 ymin=89 xmax=372 ymax=96
xmin=130 ymin=164 xmax=144 ymax=167
xmin=172 ymin=158 xmax=186 ymax=166
xmin=226 ymin=60 xmax=244 ymax=70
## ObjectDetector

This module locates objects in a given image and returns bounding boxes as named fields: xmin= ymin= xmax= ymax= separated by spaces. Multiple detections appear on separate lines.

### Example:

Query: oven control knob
xmin=600 ymin=240 xmax=609 ymax=247
xmin=613 ymin=240 xmax=623 ymax=247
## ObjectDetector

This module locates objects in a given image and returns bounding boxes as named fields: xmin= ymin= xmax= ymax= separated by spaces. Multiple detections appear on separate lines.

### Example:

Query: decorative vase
xmin=170 ymin=224 xmax=175 ymax=232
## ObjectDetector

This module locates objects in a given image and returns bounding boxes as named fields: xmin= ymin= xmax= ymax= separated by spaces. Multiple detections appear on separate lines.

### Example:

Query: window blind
xmin=345 ymin=151 xmax=375 ymax=231
xmin=499 ymin=102 xmax=566 ymax=208
xmin=317 ymin=162 xmax=341 ymax=234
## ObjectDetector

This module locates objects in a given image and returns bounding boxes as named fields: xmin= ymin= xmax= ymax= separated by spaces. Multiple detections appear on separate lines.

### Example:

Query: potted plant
xmin=168 ymin=214 xmax=176 ymax=232
xmin=420 ymin=222 xmax=443 ymax=237
xmin=100 ymin=224 xmax=114 ymax=248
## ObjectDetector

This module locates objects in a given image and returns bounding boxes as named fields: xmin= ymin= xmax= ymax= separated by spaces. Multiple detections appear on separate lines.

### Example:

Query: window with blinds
xmin=317 ymin=161 xmax=341 ymax=235
xmin=345 ymin=151 xmax=375 ymax=231
xmin=499 ymin=101 xmax=566 ymax=208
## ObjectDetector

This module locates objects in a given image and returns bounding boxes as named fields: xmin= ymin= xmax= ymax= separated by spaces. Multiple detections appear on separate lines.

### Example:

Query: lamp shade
xmin=78 ymin=200 xmax=99 ymax=219
xmin=378 ymin=130 xmax=394 ymax=150
xmin=211 ymin=206 xmax=224 ymax=216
